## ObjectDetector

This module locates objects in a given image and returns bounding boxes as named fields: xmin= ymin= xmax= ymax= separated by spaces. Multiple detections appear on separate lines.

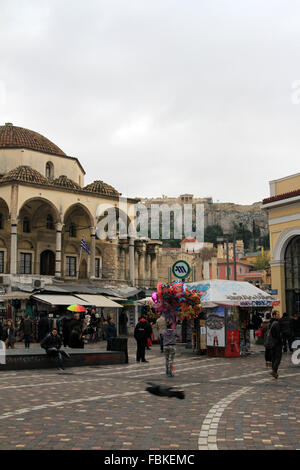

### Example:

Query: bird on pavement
xmin=145 ymin=382 xmax=185 ymax=399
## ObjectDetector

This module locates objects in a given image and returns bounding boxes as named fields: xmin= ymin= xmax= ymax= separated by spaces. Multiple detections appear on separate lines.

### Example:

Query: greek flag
xmin=80 ymin=236 xmax=90 ymax=254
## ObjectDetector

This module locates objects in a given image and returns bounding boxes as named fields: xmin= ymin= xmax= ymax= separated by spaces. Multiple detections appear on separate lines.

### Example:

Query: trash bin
xmin=107 ymin=337 xmax=128 ymax=363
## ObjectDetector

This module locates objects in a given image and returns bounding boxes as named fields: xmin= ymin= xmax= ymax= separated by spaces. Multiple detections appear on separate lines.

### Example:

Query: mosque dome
xmin=0 ymin=165 xmax=51 ymax=185
xmin=0 ymin=123 xmax=66 ymax=156
xmin=84 ymin=180 xmax=121 ymax=197
xmin=53 ymin=175 xmax=81 ymax=191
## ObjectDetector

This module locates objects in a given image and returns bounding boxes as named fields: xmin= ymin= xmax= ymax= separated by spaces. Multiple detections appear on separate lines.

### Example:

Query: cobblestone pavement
xmin=0 ymin=338 xmax=299 ymax=450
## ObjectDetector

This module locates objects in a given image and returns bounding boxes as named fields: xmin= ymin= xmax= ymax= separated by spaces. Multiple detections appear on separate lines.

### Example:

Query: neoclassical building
xmin=262 ymin=172 xmax=300 ymax=315
xmin=0 ymin=123 xmax=160 ymax=289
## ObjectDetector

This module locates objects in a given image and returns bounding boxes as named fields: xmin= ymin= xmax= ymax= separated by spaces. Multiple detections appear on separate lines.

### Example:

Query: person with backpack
xmin=266 ymin=310 xmax=283 ymax=379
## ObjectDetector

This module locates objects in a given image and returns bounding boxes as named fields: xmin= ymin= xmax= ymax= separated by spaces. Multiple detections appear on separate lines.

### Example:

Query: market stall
xmin=184 ymin=280 xmax=280 ymax=357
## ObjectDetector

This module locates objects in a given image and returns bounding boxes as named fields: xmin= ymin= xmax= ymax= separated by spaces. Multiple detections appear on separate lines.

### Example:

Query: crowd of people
xmin=257 ymin=310 xmax=300 ymax=379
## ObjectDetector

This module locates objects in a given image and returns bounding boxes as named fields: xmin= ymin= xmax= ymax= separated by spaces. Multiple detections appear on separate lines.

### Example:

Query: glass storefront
xmin=285 ymin=236 xmax=300 ymax=315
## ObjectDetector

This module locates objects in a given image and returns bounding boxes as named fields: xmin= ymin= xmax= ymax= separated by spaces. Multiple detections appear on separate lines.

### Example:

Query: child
xmin=162 ymin=320 xmax=177 ymax=377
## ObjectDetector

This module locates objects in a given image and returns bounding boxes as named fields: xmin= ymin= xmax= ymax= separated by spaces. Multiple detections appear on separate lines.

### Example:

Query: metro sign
xmin=172 ymin=260 xmax=191 ymax=279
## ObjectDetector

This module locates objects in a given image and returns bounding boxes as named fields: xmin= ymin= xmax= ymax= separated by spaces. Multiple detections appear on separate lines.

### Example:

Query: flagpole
xmin=77 ymin=246 xmax=82 ymax=280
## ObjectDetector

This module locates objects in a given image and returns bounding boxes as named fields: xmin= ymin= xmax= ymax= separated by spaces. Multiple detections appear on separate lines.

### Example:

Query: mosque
xmin=0 ymin=123 xmax=160 ymax=291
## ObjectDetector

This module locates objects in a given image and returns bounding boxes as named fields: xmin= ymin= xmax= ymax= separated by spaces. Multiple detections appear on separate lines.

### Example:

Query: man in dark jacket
xmin=134 ymin=316 xmax=152 ymax=363
xmin=279 ymin=312 xmax=292 ymax=353
xmin=104 ymin=317 xmax=117 ymax=351
xmin=41 ymin=328 xmax=70 ymax=370
xmin=269 ymin=311 xmax=283 ymax=379
xmin=22 ymin=315 xmax=32 ymax=349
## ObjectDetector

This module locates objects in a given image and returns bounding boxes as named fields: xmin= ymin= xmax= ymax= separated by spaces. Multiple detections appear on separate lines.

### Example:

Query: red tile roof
xmin=0 ymin=123 xmax=66 ymax=156
xmin=262 ymin=188 xmax=300 ymax=205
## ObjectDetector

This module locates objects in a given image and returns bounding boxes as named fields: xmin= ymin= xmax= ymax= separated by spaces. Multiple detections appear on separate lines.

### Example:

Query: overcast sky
xmin=1 ymin=0 xmax=300 ymax=204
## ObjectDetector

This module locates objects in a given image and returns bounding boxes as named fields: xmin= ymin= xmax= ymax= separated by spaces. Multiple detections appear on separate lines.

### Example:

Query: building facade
xmin=262 ymin=172 xmax=300 ymax=315
xmin=0 ymin=123 xmax=160 ymax=291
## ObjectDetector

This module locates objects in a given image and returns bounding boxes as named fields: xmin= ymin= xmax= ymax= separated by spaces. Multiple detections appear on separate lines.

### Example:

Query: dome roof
xmin=0 ymin=165 xmax=51 ymax=185
xmin=0 ymin=123 xmax=66 ymax=156
xmin=53 ymin=175 xmax=81 ymax=190
xmin=84 ymin=180 xmax=121 ymax=197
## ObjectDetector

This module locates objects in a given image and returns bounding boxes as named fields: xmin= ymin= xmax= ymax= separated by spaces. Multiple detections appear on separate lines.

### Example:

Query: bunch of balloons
xmin=150 ymin=281 xmax=202 ymax=321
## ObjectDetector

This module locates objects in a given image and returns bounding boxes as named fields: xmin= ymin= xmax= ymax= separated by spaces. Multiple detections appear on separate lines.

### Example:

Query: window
xmin=23 ymin=217 xmax=30 ymax=233
xmin=0 ymin=213 xmax=3 ymax=230
xmin=0 ymin=251 xmax=4 ymax=273
xmin=66 ymin=256 xmax=76 ymax=277
xmin=45 ymin=162 xmax=54 ymax=179
xmin=95 ymin=258 xmax=102 ymax=278
xmin=69 ymin=223 xmax=77 ymax=238
xmin=46 ymin=214 xmax=54 ymax=230
xmin=20 ymin=253 xmax=32 ymax=274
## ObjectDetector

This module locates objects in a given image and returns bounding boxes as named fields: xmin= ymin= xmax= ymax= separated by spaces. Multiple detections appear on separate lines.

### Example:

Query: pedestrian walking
xmin=162 ymin=320 xmax=178 ymax=377
xmin=40 ymin=328 xmax=70 ymax=370
xmin=2 ymin=320 xmax=16 ymax=349
xmin=0 ymin=319 xmax=3 ymax=341
xmin=22 ymin=314 xmax=32 ymax=348
xmin=266 ymin=310 xmax=283 ymax=379
xmin=156 ymin=314 xmax=167 ymax=353
xmin=279 ymin=312 xmax=293 ymax=353
xmin=261 ymin=312 xmax=272 ymax=367
xmin=134 ymin=315 xmax=152 ymax=363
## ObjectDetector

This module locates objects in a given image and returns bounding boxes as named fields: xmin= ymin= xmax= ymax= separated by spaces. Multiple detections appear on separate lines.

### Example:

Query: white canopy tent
xmin=184 ymin=280 xmax=279 ymax=308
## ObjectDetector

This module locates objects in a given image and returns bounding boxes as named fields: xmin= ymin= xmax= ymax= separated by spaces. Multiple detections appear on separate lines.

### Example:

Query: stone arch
xmin=63 ymin=203 xmax=94 ymax=239
xmin=0 ymin=198 xmax=9 ymax=230
xmin=18 ymin=197 xmax=60 ymax=228
xmin=272 ymin=227 xmax=300 ymax=262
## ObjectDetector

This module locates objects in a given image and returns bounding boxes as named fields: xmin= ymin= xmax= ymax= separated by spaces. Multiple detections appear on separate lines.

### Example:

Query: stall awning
xmin=31 ymin=294 xmax=90 ymax=307
xmin=0 ymin=292 xmax=31 ymax=300
xmin=74 ymin=294 xmax=123 ymax=308
xmin=184 ymin=280 xmax=278 ymax=308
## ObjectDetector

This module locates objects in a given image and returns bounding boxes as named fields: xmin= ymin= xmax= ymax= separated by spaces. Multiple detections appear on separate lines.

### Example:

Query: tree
xmin=204 ymin=225 xmax=223 ymax=247
xmin=252 ymin=252 xmax=270 ymax=270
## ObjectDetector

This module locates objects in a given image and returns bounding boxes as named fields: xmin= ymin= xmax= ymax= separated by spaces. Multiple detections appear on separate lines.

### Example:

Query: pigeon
xmin=145 ymin=382 xmax=185 ymax=399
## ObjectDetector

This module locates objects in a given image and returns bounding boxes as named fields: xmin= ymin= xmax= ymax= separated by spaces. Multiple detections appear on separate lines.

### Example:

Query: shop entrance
xmin=285 ymin=236 xmax=300 ymax=315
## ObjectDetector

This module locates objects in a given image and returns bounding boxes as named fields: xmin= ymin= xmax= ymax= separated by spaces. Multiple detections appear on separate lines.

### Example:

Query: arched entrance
xmin=285 ymin=236 xmax=300 ymax=315
xmin=40 ymin=250 xmax=55 ymax=276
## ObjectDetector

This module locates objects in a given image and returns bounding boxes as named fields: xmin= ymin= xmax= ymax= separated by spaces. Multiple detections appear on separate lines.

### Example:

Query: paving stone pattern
xmin=0 ymin=339 xmax=299 ymax=450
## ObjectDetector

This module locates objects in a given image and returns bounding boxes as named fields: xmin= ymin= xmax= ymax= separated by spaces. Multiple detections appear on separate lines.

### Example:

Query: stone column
xmin=129 ymin=237 xmax=135 ymax=286
xmin=10 ymin=220 xmax=18 ymax=275
xmin=55 ymin=222 xmax=63 ymax=279
xmin=10 ymin=184 xmax=18 ymax=275
xmin=89 ymin=226 xmax=96 ymax=279
xmin=151 ymin=253 xmax=158 ymax=287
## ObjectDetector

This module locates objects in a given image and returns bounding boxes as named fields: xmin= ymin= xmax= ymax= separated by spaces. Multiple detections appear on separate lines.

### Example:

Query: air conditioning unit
xmin=33 ymin=279 xmax=44 ymax=288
